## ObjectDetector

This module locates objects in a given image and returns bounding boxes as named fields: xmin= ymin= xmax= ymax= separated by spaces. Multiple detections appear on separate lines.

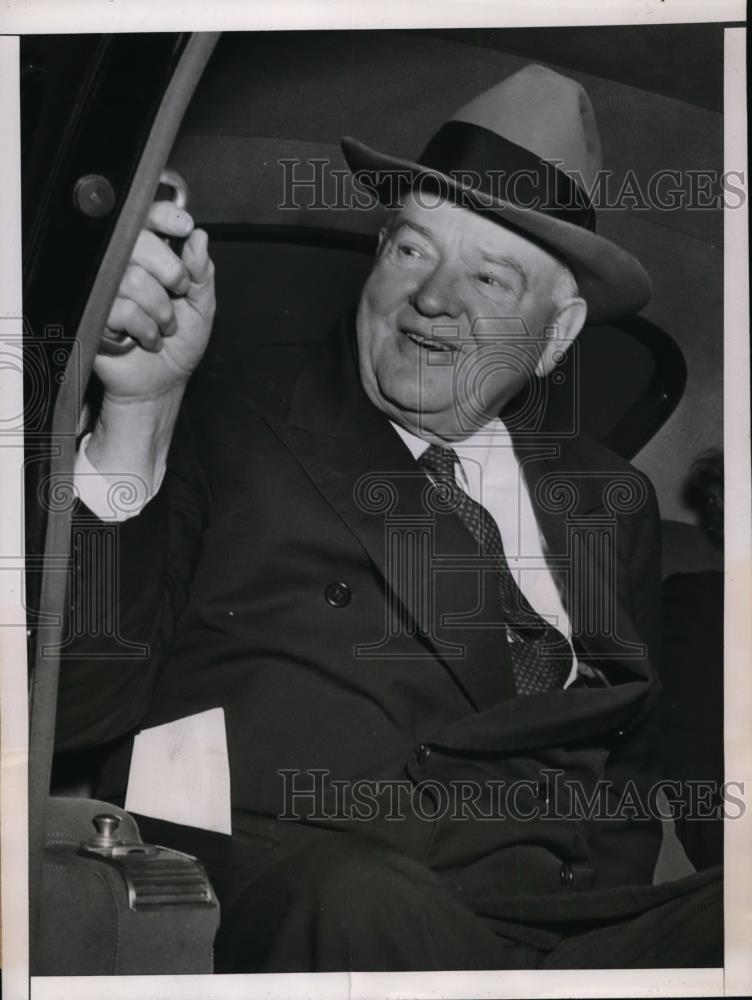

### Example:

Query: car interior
xmin=21 ymin=26 xmax=724 ymax=975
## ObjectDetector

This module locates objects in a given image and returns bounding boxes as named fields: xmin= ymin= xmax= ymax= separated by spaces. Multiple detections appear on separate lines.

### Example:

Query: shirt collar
xmin=389 ymin=417 xmax=512 ymax=457
xmin=389 ymin=417 xmax=516 ymax=488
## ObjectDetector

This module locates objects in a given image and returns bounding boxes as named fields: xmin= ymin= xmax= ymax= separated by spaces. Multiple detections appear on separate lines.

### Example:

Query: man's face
xmin=356 ymin=192 xmax=573 ymax=441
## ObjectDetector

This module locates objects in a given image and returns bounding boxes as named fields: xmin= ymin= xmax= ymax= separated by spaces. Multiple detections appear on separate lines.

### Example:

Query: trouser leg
xmin=133 ymin=815 xmax=723 ymax=972
xmin=220 ymin=834 xmax=544 ymax=972
xmin=542 ymin=870 xmax=723 ymax=968
xmin=134 ymin=813 xmax=541 ymax=972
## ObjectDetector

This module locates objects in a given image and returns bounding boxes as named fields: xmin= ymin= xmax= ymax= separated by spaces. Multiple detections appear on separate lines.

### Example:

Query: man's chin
xmin=374 ymin=383 xmax=451 ymax=423
xmin=376 ymin=397 xmax=464 ymax=442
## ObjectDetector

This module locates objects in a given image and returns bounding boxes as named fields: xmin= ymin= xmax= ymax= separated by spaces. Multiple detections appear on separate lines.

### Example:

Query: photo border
xmin=1 ymin=4 xmax=748 ymax=999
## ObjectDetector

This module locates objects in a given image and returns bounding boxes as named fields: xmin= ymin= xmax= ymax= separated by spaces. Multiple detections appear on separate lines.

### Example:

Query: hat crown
xmin=451 ymin=64 xmax=602 ymax=191
xmin=338 ymin=62 xmax=652 ymax=321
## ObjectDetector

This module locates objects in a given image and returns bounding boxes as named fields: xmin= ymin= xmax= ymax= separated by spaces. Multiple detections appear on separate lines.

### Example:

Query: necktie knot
xmin=419 ymin=444 xmax=459 ymax=481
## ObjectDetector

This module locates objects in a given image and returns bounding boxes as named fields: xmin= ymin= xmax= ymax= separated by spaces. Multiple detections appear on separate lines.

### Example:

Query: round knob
xmin=73 ymin=174 xmax=116 ymax=218
xmin=92 ymin=813 xmax=121 ymax=844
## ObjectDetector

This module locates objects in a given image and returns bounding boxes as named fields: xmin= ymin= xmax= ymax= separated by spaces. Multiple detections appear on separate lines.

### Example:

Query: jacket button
xmin=325 ymin=581 xmax=351 ymax=607
xmin=415 ymin=744 xmax=432 ymax=764
xmin=560 ymin=862 xmax=575 ymax=887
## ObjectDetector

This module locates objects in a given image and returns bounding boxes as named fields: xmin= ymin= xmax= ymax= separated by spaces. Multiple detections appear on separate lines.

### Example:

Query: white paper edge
xmin=0 ymin=6 xmax=746 ymax=1000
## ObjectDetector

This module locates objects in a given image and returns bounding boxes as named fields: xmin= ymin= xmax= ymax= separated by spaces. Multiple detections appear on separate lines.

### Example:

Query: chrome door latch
xmin=79 ymin=813 xmax=215 ymax=911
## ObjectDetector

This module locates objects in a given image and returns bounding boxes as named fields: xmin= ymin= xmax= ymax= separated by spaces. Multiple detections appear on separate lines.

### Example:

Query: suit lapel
xmin=257 ymin=321 xmax=515 ymax=709
xmin=515 ymin=430 xmax=652 ymax=683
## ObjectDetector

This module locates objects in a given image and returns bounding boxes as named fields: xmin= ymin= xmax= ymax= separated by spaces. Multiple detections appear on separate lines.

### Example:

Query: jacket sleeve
xmin=55 ymin=397 xmax=209 ymax=751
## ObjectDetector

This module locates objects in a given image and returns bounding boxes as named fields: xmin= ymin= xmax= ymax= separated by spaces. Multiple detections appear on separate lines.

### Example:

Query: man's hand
xmin=94 ymin=200 xmax=215 ymax=402
xmin=83 ymin=201 xmax=215 ymax=493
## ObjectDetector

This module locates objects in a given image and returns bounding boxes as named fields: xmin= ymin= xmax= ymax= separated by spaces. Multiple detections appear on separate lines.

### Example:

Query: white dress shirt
xmin=74 ymin=433 xmax=165 ymax=522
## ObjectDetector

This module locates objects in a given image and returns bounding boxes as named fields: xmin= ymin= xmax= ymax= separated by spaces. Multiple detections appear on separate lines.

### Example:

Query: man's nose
xmin=412 ymin=264 xmax=462 ymax=319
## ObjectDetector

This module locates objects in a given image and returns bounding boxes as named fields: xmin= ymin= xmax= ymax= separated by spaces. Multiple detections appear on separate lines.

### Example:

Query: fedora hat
xmin=341 ymin=64 xmax=651 ymax=323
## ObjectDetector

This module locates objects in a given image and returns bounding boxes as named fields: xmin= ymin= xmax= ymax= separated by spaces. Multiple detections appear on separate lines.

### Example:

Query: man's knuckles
xmin=133 ymin=230 xmax=190 ymax=294
xmin=110 ymin=297 xmax=161 ymax=351
xmin=156 ymin=250 xmax=189 ymax=295
xmin=120 ymin=263 xmax=156 ymax=302
xmin=120 ymin=266 xmax=176 ymax=331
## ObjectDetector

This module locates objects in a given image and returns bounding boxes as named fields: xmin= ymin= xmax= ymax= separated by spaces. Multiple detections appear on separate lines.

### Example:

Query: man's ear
xmin=535 ymin=296 xmax=588 ymax=378
xmin=376 ymin=225 xmax=389 ymax=254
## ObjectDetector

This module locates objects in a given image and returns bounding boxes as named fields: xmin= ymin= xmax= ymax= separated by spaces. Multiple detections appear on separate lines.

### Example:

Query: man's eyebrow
xmin=393 ymin=219 xmax=436 ymax=241
xmin=478 ymin=252 xmax=529 ymax=291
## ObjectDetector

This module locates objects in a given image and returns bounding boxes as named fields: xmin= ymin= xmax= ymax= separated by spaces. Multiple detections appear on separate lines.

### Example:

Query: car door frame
xmin=26 ymin=29 xmax=219 ymax=945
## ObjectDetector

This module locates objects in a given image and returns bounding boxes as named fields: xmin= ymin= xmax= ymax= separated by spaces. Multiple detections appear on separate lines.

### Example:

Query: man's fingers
xmin=120 ymin=264 xmax=177 ymax=336
xmin=106 ymin=296 xmax=162 ymax=352
xmin=132 ymin=229 xmax=191 ymax=296
xmin=182 ymin=228 xmax=213 ymax=286
xmin=144 ymin=200 xmax=194 ymax=241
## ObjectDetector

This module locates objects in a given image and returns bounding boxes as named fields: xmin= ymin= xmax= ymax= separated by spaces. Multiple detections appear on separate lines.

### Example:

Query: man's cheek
xmin=366 ymin=267 xmax=413 ymax=314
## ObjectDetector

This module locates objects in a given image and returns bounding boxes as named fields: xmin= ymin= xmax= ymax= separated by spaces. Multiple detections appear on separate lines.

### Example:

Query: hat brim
xmin=341 ymin=136 xmax=651 ymax=324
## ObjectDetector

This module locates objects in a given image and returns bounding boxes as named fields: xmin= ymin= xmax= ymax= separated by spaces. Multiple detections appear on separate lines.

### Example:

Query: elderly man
xmin=58 ymin=65 xmax=721 ymax=970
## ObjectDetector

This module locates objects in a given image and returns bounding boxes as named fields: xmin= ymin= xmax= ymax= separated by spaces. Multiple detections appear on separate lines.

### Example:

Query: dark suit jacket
xmin=57 ymin=317 xmax=666 ymax=924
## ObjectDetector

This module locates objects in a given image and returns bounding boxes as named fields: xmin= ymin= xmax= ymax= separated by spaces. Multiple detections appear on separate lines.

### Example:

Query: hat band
xmin=418 ymin=121 xmax=596 ymax=231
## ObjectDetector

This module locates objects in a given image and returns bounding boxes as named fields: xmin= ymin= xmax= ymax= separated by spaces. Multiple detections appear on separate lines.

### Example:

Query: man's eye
xmin=477 ymin=272 xmax=502 ymax=287
xmin=396 ymin=242 xmax=423 ymax=259
xmin=476 ymin=272 xmax=518 ymax=295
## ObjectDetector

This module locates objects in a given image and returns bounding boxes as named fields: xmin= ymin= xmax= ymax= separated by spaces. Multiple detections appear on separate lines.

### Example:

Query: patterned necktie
xmin=419 ymin=444 xmax=572 ymax=695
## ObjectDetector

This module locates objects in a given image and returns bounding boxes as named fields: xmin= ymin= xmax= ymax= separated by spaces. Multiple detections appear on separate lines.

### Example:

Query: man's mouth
xmin=400 ymin=327 xmax=456 ymax=353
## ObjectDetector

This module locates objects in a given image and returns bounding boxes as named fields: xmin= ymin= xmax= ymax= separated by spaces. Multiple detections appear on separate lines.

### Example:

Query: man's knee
xmin=214 ymin=834 xmax=442 ymax=971
xmin=215 ymin=832 xmax=530 ymax=972
xmin=291 ymin=836 xmax=433 ymax=919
